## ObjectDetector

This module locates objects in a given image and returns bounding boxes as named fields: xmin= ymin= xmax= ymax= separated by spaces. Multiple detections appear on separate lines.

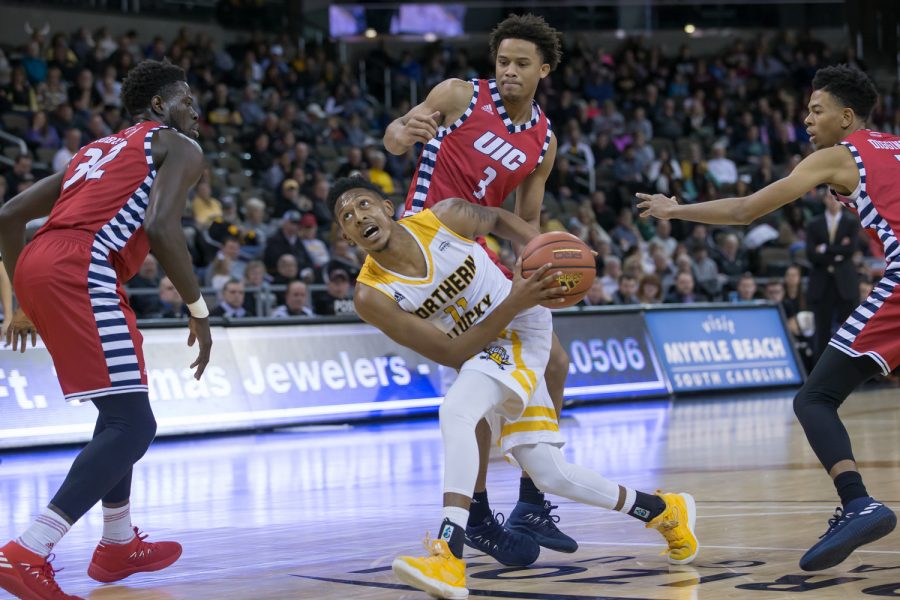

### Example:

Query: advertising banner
xmin=552 ymin=311 xmax=669 ymax=402
xmin=644 ymin=306 xmax=803 ymax=393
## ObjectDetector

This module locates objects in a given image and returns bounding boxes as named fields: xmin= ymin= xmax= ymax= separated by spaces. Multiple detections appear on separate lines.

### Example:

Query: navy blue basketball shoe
xmin=506 ymin=501 xmax=578 ymax=554
xmin=800 ymin=498 xmax=897 ymax=571
xmin=464 ymin=512 xmax=540 ymax=567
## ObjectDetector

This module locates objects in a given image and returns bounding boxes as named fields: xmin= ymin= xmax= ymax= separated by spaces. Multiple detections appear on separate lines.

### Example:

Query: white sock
xmin=617 ymin=487 xmax=638 ymax=515
xmin=101 ymin=502 xmax=134 ymax=545
xmin=442 ymin=506 xmax=470 ymax=530
xmin=17 ymin=507 xmax=71 ymax=557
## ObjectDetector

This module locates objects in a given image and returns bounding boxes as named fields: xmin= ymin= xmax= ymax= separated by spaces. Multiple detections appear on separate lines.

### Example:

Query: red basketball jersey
xmin=35 ymin=120 xmax=168 ymax=281
xmin=833 ymin=129 xmax=900 ymax=269
xmin=404 ymin=79 xmax=552 ymax=216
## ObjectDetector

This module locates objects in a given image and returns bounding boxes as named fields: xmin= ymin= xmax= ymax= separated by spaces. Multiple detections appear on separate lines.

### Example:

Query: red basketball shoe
xmin=87 ymin=528 xmax=182 ymax=583
xmin=0 ymin=540 xmax=84 ymax=600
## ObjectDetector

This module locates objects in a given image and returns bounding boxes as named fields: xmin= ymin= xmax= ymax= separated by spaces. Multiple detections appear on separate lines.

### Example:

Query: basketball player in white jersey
xmin=328 ymin=176 xmax=698 ymax=599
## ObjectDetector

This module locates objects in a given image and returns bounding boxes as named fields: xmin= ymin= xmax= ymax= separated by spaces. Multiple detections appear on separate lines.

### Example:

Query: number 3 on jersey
xmin=63 ymin=142 xmax=127 ymax=190
xmin=473 ymin=166 xmax=497 ymax=201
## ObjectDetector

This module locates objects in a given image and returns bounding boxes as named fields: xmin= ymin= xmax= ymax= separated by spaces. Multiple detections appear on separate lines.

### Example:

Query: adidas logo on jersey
xmin=481 ymin=104 xmax=493 ymax=114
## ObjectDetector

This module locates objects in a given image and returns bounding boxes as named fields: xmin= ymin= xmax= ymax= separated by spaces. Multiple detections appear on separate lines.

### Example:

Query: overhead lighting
xmin=423 ymin=32 xmax=437 ymax=43
xmin=364 ymin=28 xmax=377 ymax=39
xmin=684 ymin=23 xmax=696 ymax=34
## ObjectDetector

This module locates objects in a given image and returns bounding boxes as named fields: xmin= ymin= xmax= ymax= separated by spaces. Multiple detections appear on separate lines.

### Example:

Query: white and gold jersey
xmin=357 ymin=209 xmax=539 ymax=337
xmin=358 ymin=210 xmax=562 ymax=455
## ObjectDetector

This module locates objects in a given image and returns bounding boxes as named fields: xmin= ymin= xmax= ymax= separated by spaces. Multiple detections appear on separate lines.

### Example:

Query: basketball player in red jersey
xmin=383 ymin=14 xmax=573 ymax=566
xmin=0 ymin=60 xmax=210 ymax=600
xmin=638 ymin=64 xmax=898 ymax=571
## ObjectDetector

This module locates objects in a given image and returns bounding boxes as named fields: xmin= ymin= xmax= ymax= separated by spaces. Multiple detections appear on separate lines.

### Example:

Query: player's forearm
xmin=383 ymin=118 xmax=412 ymax=156
xmin=0 ymin=262 xmax=13 ymax=317
xmin=492 ymin=210 xmax=540 ymax=248
xmin=670 ymin=196 xmax=755 ymax=226
xmin=146 ymin=225 xmax=202 ymax=305
xmin=0 ymin=225 xmax=25 ymax=283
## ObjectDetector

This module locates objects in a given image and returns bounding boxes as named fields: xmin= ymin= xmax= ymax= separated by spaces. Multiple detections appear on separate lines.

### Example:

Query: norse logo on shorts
xmin=393 ymin=292 xmax=405 ymax=303
xmin=480 ymin=345 xmax=512 ymax=370
xmin=556 ymin=272 xmax=583 ymax=291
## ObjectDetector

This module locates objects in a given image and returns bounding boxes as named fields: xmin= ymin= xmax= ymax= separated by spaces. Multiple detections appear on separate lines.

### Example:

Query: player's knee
xmin=131 ymin=415 xmax=157 ymax=460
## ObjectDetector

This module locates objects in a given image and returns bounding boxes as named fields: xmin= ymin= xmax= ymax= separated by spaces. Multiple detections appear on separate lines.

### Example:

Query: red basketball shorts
xmin=14 ymin=231 xmax=147 ymax=402
xmin=830 ymin=269 xmax=900 ymax=375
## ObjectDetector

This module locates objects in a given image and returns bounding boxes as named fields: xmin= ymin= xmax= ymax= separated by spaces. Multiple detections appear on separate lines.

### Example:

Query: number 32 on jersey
xmin=63 ymin=142 xmax=128 ymax=190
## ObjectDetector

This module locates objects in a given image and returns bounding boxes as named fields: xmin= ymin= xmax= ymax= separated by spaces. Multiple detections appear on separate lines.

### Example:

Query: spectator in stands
xmin=5 ymin=155 xmax=33 ymax=196
xmin=242 ymin=260 xmax=272 ymax=317
xmin=7 ymin=66 xmax=38 ymax=112
xmin=734 ymin=273 xmax=759 ymax=302
xmin=25 ymin=111 xmax=60 ymax=151
xmin=299 ymin=212 xmax=329 ymax=272
xmin=367 ymin=150 xmax=394 ymax=194
xmin=336 ymin=146 xmax=367 ymax=179
xmin=707 ymin=143 xmax=738 ymax=186
xmin=53 ymin=128 xmax=82 ymax=173
xmin=157 ymin=276 xmax=189 ymax=319
xmin=628 ymin=106 xmax=653 ymax=140
xmin=271 ymin=254 xmax=301 ymax=302
xmin=540 ymin=205 xmax=566 ymax=234
xmin=242 ymin=197 xmax=269 ymax=255
xmin=665 ymin=271 xmax=701 ymax=304
xmin=313 ymin=264 xmax=355 ymax=316
xmin=691 ymin=245 xmax=721 ymax=299
xmin=68 ymin=68 xmax=101 ymax=111
xmin=264 ymin=210 xmax=315 ymax=279
xmin=612 ymin=273 xmax=639 ymax=305
xmin=329 ymin=238 xmax=361 ymax=278
xmin=205 ymin=82 xmax=242 ymax=127
xmin=37 ymin=66 xmax=68 ymax=112
xmin=210 ymin=279 xmax=248 ymax=318
xmin=783 ymin=264 xmax=806 ymax=317
xmin=192 ymin=181 xmax=222 ymax=228
xmin=611 ymin=207 xmax=641 ymax=252
xmin=580 ymin=277 xmax=612 ymax=307
xmin=592 ymin=131 xmax=619 ymax=167
xmin=271 ymin=279 xmax=314 ymax=317
xmin=128 ymin=254 xmax=162 ymax=319
xmin=589 ymin=189 xmax=617 ymax=232
xmin=637 ymin=274 xmax=663 ymax=304
xmin=715 ymin=232 xmax=749 ymax=278
xmin=273 ymin=177 xmax=308 ymax=218
xmin=600 ymin=255 xmax=621 ymax=298
xmin=650 ymin=219 xmax=677 ymax=258
xmin=560 ymin=121 xmax=595 ymax=179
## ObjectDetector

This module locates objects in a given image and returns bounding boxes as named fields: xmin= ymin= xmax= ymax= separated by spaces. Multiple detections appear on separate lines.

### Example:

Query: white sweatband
xmin=187 ymin=298 xmax=209 ymax=319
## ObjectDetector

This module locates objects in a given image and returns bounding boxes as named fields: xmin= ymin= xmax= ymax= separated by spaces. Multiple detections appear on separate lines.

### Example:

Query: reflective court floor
xmin=3 ymin=386 xmax=900 ymax=599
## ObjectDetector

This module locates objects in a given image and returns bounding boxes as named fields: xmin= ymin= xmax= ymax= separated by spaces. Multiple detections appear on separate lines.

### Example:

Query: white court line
xmin=579 ymin=541 xmax=900 ymax=554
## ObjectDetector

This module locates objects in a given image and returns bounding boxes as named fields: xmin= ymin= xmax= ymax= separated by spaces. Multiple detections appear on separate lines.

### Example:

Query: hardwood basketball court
xmin=3 ymin=386 xmax=900 ymax=599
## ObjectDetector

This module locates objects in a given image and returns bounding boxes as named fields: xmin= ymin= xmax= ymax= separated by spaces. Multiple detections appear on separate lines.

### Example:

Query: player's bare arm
xmin=432 ymin=198 xmax=541 ymax=248
xmin=515 ymin=134 xmax=557 ymax=231
xmin=355 ymin=261 xmax=565 ymax=370
xmin=383 ymin=78 xmax=474 ymax=155
xmin=0 ymin=171 xmax=65 ymax=283
xmin=637 ymin=145 xmax=858 ymax=225
xmin=144 ymin=128 xmax=211 ymax=379
xmin=0 ymin=171 xmax=65 ymax=351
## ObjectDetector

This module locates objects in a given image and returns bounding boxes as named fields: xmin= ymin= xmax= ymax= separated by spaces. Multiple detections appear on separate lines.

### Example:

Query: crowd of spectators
xmin=1 ymin=22 xmax=899 ymax=323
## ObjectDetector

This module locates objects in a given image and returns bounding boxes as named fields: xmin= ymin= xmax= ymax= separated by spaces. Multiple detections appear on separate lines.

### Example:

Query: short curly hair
xmin=327 ymin=176 xmax=389 ymax=216
xmin=120 ymin=59 xmax=186 ymax=117
xmin=489 ymin=14 xmax=563 ymax=71
xmin=812 ymin=64 xmax=878 ymax=121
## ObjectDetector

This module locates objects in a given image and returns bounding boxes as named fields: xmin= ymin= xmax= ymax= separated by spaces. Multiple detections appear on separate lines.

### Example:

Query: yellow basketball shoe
xmin=392 ymin=534 xmax=468 ymax=599
xmin=646 ymin=491 xmax=699 ymax=564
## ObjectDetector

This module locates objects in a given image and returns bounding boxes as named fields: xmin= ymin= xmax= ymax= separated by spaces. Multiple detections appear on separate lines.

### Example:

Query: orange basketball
xmin=521 ymin=231 xmax=596 ymax=308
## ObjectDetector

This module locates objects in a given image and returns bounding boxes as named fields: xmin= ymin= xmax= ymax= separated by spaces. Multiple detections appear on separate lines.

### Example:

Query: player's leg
xmin=466 ymin=419 xmax=540 ymax=566
xmin=392 ymin=371 xmax=528 ymax=599
xmin=0 ymin=392 xmax=158 ymax=599
xmin=510 ymin=443 xmax=699 ymax=564
xmin=506 ymin=332 xmax=578 ymax=553
xmin=794 ymin=346 xmax=896 ymax=570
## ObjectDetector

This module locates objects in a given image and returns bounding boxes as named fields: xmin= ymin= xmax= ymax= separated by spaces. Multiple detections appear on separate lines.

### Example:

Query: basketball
xmin=521 ymin=232 xmax=596 ymax=308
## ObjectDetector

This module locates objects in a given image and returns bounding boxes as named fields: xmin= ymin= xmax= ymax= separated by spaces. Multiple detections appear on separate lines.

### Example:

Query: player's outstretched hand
xmin=187 ymin=316 xmax=212 ymax=380
xmin=636 ymin=193 xmax=679 ymax=220
xmin=510 ymin=258 xmax=568 ymax=309
xmin=4 ymin=308 xmax=37 ymax=353
xmin=401 ymin=111 xmax=441 ymax=146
